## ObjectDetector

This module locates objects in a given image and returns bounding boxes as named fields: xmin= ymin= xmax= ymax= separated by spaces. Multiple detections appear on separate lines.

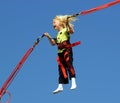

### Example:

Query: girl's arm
xmin=44 ymin=32 xmax=56 ymax=46
xmin=66 ymin=18 xmax=74 ymax=34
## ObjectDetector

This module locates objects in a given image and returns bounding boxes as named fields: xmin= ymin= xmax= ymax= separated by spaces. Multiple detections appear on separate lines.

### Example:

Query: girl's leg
xmin=58 ymin=65 xmax=69 ymax=84
xmin=53 ymin=55 xmax=68 ymax=94
xmin=64 ymin=50 xmax=77 ymax=89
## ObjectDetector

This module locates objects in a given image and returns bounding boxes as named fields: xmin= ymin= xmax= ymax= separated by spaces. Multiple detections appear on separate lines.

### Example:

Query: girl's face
xmin=53 ymin=19 xmax=61 ymax=30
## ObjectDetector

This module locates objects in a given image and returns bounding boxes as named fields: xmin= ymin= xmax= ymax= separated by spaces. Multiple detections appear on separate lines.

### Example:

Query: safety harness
xmin=57 ymin=40 xmax=81 ymax=79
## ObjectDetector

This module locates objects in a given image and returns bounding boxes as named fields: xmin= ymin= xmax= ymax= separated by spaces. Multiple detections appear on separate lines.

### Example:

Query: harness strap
xmin=58 ymin=41 xmax=81 ymax=50
xmin=64 ymin=50 xmax=75 ymax=76
xmin=65 ymin=41 xmax=81 ymax=48
xmin=57 ymin=57 xmax=68 ymax=79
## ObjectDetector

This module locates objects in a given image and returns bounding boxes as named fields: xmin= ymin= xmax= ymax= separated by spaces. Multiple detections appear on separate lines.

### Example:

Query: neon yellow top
xmin=56 ymin=28 xmax=70 ymax=53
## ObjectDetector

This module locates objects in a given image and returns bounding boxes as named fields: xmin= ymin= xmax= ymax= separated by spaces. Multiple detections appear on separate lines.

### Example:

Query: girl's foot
xmin=53 ymin=84 xmax=63 ymax=94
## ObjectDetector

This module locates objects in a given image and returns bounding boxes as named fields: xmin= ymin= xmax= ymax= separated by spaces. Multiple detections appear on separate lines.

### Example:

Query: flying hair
xmin=53 ymin=15 xmax=78 ymax=28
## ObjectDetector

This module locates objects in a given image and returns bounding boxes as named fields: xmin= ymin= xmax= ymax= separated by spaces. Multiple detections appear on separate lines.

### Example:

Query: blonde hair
xmin=53 ymin=15 xmax=77 ymax=28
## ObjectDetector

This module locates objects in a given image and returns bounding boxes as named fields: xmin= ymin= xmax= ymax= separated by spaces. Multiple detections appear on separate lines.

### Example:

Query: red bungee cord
xmin=0 ymin=35 xmax=44 ymax=103
xmin=80 ymin=0 xmax=120 ymax=15
xmin=68 ymin=0 xmax=120 ymax=17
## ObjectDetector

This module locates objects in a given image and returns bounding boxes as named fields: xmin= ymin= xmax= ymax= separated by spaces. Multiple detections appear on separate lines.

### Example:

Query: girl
xmin=44 ymin=15 xmax=78 ymax=94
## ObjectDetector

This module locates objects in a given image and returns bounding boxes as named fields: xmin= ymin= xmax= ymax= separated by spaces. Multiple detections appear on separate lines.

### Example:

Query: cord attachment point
xmin=33 ymin=34 xmax=45 ymax=47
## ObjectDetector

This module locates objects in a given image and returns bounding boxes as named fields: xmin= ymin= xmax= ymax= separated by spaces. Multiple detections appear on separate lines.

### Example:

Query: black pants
xmin=57 ymin=49 xmax=76 ymax=84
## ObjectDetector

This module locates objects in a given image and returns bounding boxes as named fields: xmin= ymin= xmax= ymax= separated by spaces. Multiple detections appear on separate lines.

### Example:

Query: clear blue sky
xmin=0 ymin=0 xmax=120 ymax=103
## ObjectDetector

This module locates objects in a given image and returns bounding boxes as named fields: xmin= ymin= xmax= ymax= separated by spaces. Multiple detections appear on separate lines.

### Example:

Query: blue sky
xmin=0 ymin=0 xmax=120 ymax=103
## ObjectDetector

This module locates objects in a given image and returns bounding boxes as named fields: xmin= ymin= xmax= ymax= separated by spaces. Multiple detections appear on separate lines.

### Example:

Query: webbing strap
xmin=57 ymin=57 xmax=68 ymax=79
xmin=64 ymin=51 xmax=75 ymax=76
xmin=66 ymin=41 xmax=81 ymax=48
xmin=58 ymin=41 xmax=81 ymax=50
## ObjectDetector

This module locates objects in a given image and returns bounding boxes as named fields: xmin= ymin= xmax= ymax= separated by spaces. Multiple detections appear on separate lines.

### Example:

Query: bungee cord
xmin=0 ymin=35 xmax=44 ymax=103
xmin=68 ymin=0 xmax=120 ymax=17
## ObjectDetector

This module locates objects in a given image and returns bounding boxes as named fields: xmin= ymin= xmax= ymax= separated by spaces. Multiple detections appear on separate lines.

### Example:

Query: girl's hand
xmin=44 ymin=32 xmax=52 ymax=39
xmin=44 ymin=32 xmax=49 ymax=37
xmin=44 ymin=32 xmax=56 ymax=46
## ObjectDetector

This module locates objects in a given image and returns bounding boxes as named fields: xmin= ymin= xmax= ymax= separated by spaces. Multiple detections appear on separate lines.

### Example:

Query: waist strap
xmin=58 ymin=41 xmax=81 ymax=50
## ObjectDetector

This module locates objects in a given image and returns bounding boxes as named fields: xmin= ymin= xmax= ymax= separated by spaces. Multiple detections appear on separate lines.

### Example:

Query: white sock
xmin=70 ymin=78 xmax=77 ymax=90
xmin=53 ymin=84 xmax=63 ymax=94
